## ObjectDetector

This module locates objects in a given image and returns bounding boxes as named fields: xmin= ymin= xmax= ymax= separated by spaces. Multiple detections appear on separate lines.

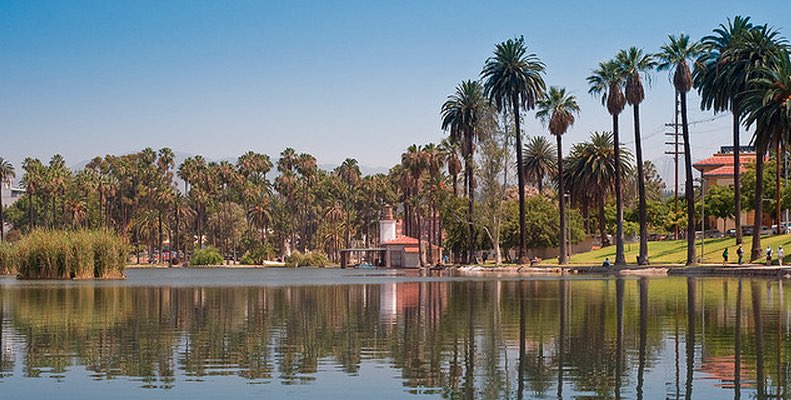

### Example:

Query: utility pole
xmin=665 ymin=93 xmax=682 ymax=240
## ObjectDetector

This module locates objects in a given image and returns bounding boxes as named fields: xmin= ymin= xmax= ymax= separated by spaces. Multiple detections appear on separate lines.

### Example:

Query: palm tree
xmin=21 ymin=157 xmax=43 ymax=232
xmin=481 ymin=36 xmax=546 ymax=264
xmin=441 ymin=80 xmax=490 ymax=264
xmin=616 ymin=47 xmax=656 ymax=265
xmin=0 ymin=158 xmax=15 ymax=241
xmin=522 ymin=136 xmax=557 ymax=194
xmin=694 ymin=16 xmax=755 ymax=246
xmin=535 ymin=87 xmax=580 ymax=264
xmin=336 ymin=158 xmax=361 ymax=249
xmin=402 ymin=144 xmax=428 ymax=267
xmin=587 ymin=60 xmax=628 ymax=265
xmin=564 ymin=132 xmax=633 ymax=248
xmin=439 ymin=139 xmax=462 ymax=197
xmin=657 ymin=34 xmax=703 ymax=266
xmin=737 ymin=27 xmax=790 ymax=261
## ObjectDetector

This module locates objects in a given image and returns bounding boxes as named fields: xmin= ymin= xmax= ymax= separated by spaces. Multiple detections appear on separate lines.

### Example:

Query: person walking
xmin=737 ymin=245 xmax=744 ymax=265
xmin=779 ymin=246 xmax=785 ymax=266
xmin=722 ymin=247 xmax=729 ymax=264
xmin=766 ymin=246 xmax=773 ymax=266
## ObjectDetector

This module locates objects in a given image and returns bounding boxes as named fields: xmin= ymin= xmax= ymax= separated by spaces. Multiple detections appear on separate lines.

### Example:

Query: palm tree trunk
xmin=452 ymin=174 xmax=458 ymax=197
xmin=751 ymin=139 xmax=767 ymax=261
xmin=776 ymin=140 xmax=782 ymax=236
xmin=513 ymin=96 xmax=527 ymax=264
xmin=680 ymin=91 xmax=697 ymax=265
xmin=466 ymin=139 xmax=476 ymax=264
xmin=0 ymin=191 xmax=4 ymax=242
xmin=557 ymin=134 xmax=567 ymax=265
xmin=633 ymin=104 xmax=648 ymax=264
xmin=613 ymin=114 xmax=626 ymax=265
xmin=175 ymin=204 xmax=180 ymax=265
xmin=28 ymin=193 xmax=33 ymax=232
xmin=733 ymin=108 xmax=743 ymax=245
xmin=598 ymin=195 xmax=608 ymax=247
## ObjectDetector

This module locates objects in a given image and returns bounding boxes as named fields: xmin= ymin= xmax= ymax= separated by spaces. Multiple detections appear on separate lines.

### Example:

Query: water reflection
xmin=0 ymin=276 xmax=789 ymax=399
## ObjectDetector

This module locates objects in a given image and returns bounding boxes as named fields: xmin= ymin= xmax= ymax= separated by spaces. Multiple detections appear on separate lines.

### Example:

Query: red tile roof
xmin=694 ymin=154 xmax=757 ymax=168
xmin=383 ymin=236 xmax=419 ymax=245
xmin=704 ymin=165 xmax=747 ymax=177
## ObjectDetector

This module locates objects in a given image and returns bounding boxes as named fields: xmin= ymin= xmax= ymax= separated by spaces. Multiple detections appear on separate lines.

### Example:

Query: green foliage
xmin=284 ymin=251 xmax=330 ymax=268
xmin=240 ymin=244 xmax=275 ymax=265
xmin=14 ymin=230 xmax=126 ymax=279
xmin=501 ymin=196 xmax=584 ymax=250
xmin=706 ymin=184 xmax=736 ymax=221
xmin=190 ymin=247 xmax=224 ymax=266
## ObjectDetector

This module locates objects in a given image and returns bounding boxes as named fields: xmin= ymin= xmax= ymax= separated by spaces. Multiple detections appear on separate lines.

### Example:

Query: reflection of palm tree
xmin=685 ymin=278 xmax=696 ymax=400
xmin=615 ymin=278 xmax=624 ymax=400
xmin=637 ymin=278 xmax=648 ymax=400
xmin=752 ymin=281 xmax=765 ymax=398
xmin=734 ymin=278 xmax=742 ymax=398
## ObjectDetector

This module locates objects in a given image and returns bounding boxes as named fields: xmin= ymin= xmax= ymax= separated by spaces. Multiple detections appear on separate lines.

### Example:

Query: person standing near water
xmin=737 ymin=245 xmax=744 ymax=265
xmin=722 ymin=247 xmax=728 ymax=263
xmin=766 ymin=246 xmax=773 ymax=266
xmin=779 ymin=246 xmax=785 ymax=266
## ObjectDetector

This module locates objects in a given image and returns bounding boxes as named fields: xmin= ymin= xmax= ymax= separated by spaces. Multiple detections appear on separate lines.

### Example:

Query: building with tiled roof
xmin=692 ymin=146 xmax=767 ymax=231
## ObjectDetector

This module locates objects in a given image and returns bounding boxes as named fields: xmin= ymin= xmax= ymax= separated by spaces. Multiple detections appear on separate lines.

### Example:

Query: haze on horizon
xmin=1 ymin=0 xmax=787 ymax=183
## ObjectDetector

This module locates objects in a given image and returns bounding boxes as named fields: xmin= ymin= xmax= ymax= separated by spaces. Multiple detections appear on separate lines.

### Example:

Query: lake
xmin=0 ymin=268 xmax=787 ymax=399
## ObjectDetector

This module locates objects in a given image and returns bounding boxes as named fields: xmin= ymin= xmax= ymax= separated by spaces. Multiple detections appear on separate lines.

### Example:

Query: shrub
xmin=0 ymin=242 xmax=18 ymax=274
xmin=240 ymin=244 xmax=275 ymax=265
xmin=190 ymin=247 xmax=224 ymax=266
xmin=285 ymin=251 xmax=329 ymax=268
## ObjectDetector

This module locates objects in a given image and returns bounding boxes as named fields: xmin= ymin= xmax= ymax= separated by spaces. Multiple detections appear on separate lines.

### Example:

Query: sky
xmin=1 ymin=0 xmax=789 ymax=184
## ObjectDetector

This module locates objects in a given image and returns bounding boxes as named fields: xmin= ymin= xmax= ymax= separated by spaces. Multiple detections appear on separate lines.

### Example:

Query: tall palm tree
xmin=481 ymin=36 xmax=546 ymax=264
xmin=564 ymin=132 xmax=633 ymax=248
xmin=616 ymin=47 xmax=656 ymax=265
xmin=0 ymin=158 xmax=15 ymax=242
xmin=402 ymin=144 xmax=428 ymax=267
xmin=535 ymin=87 xmax=580 ymax=264
xmin=588 ymin=60 xmax=628 ymax=265
xmin=694 ymin=16 xmax=755 ymax=246
xmin=736 ymin=27 xmax=790 ymax=261
xmin=522 ymin=136 xmax=557 ymax=194
xmin=21 ymin=157 xmax=44 ymax=232
xmin=439 ymin=138 xmax=462 ymax=197
xmin=441 ymin=80 xmax=490 ymax=264
xmin=657 ymin=34 xmax=703 ymax=266
xmin=336 ymin=158 xmax=361 ymax=249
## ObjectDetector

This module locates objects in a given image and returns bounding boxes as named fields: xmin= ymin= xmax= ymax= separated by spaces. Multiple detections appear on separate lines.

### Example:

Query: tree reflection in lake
xmin=0 ymin=275 xmax=789 ymax=399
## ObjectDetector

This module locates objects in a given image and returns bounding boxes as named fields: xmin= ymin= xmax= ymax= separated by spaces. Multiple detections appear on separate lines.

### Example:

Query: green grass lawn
xmin=555 ymin=234 xmax=791 ymax=266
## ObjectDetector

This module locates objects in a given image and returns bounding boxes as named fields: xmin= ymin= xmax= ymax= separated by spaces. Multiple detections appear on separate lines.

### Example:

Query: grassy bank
xmin=554 ymin=234 xmax=791 ymax=265
xmin=1 ymin=230 xmax=127 ymax=279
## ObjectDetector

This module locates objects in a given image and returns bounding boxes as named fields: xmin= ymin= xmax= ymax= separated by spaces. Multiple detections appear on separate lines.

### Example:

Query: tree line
xmin=0 ymin=15 xmax=789 ymax=266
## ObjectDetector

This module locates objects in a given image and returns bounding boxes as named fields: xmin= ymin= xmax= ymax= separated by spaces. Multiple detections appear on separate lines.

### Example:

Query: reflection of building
xmin=693 ymin=146 xmax=769 ymax=231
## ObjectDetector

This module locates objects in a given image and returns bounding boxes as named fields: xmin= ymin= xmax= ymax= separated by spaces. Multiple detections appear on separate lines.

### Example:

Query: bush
xmin=0 ymin=242 xmax=18 ymax=274
xmin=240 ymin=244 xmax=275 ymax=265
xmin=285 ymin=251 xmax=329 ymax=268
xmin=15 ymin=229 xmax=127 ymax=279
xmin=190 ymin=247 xmax=224 ymax=266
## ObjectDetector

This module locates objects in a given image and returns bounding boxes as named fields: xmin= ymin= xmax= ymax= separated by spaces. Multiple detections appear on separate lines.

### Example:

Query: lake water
xmin=0 ymin=268 xmax=787 ymax=399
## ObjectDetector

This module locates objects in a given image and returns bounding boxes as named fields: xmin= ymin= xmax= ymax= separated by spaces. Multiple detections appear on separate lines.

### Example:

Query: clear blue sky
xmin=1 ymin=0 xmax=788 ymax=182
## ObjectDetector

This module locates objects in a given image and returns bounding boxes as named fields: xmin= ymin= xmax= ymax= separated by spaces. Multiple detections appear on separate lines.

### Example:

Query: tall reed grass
xmin=2 ymin=230 xmax=127 ymax=279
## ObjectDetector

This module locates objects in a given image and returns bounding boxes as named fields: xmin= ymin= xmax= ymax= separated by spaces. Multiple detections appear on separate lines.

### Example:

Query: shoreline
xmin=456 ymin=264 xmax=791 ymax=278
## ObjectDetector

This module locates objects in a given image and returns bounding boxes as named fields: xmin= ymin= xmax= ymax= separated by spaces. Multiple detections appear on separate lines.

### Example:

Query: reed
xmin=14 ymin=230 xmax=127 ymax=279
xmin=0 ymin=242 xmax=18 ymax=274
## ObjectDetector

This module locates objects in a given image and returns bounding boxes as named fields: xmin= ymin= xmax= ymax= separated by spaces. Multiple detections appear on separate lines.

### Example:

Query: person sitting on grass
xmin=602 ymin=257 xmax=611 ymax=268
xmin=529 ymin=256 xmax=540 ymax=267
